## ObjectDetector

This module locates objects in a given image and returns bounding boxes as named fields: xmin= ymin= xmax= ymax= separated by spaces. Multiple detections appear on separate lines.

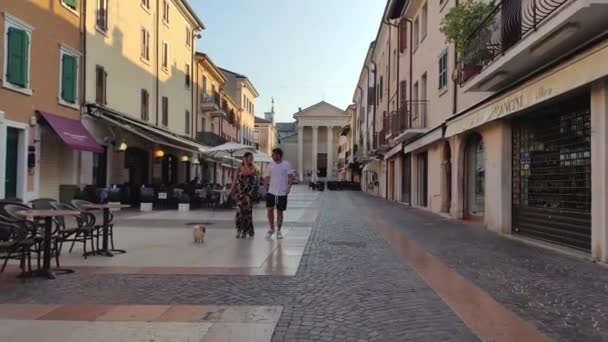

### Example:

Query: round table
xmin=82 ymin=203 xmax=131 ymax=257
xmin=16 ymin=209 xmax=80 ymax=279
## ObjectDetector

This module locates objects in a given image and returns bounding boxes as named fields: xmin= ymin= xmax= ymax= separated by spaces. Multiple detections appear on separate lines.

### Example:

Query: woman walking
xmin=231 ymin=152 xmax=257 ymax=238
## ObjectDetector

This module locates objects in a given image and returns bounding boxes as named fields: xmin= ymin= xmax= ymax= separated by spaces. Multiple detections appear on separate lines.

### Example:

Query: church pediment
xmin=293 ymin=101 xmax=348 ymax=119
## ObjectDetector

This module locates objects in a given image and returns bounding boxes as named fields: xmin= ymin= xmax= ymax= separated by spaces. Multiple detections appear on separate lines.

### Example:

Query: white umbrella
xmin=252 ymin=151 xmax=273 ymax=163
xmin=202 ymin=142 xmax=256 ymax=169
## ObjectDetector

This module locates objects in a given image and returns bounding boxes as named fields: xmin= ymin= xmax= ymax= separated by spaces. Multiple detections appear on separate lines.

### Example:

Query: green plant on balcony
xmin=440 ymin=0 xmax=495 ymax=57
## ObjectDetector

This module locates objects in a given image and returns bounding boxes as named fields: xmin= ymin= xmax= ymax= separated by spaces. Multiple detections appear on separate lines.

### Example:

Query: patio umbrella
xmin=202 ymin=143 xmax=256 ymax=169
xmin=251 ymin=151 xmax=273 ymax=174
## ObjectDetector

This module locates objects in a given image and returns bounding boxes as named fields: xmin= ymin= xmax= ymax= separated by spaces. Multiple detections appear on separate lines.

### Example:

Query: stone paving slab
xmin=0 ymin=305 xmax=282 ymax=342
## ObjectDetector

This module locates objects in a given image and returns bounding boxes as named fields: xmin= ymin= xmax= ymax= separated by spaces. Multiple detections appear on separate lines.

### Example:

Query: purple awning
xmin=39 ymin=111 xmax=104 ymax=153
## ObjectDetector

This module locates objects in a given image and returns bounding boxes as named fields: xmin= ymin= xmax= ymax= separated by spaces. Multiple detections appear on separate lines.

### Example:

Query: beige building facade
xmin=355 ymin=0 xmax=608 ymax=262
xmin=220 ymin=68 xmax=259 ymax=147
xmin=82 ymin=0 xmax=205 ymax=196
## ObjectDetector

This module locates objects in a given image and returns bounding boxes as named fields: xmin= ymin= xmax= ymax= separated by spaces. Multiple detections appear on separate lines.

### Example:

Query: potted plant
xmin=108 ymin=187 xmax=122 ymax=211
xmin=140 ymin=187 xmax=154 ymax=212
xmin=178 ymin=193 xmax=191 ymax=212
xmin=440 ymin=0 xmax=495 ymax=83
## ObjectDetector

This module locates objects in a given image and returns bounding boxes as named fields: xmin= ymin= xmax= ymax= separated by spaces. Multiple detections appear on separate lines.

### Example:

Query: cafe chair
xmin=0 ymin=214 xmax=40 ymax=274
xmin=52 ymin=202 xmax=98 ymax=260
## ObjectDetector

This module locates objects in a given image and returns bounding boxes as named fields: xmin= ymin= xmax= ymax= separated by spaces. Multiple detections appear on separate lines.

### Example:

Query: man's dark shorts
xmin=266 ymin=193 xmax=288 ymax=211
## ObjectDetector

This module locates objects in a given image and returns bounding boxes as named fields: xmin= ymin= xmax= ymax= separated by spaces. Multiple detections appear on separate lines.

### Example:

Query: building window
xmin=62 ymin=0 xmax=78 ymax=11
xmin=421 ymin=73 xmax=427 ymax=102
xmin=185 ymin=111 xmax=190 ymax=134
xmin=3 ymin=15 xmax=33 ymax=95
xmin=97 ymin=0 xmax=108 ymax=31
xmin=379 ymin=76 xmax=384 ymax=101
xmin=161 ymin=96 xmax=169 ymax=126
xmin=186 ymin=26 xmax=191 ymax=47
xmin=201 ymin=117 xmax=206 ymax=132
xmin=399 ymin=19 xmax=408 ymax=53
xmin=439 ymin=50 xmax=449 ymax=91
xmin=141 ymin=89 xmax=149 ymax=121
xmin=95 ymin=65 xmax=107 ymax=105
xmin=413 ymin=81 xmax=419 ymax=119
xmin=141 ymin=28 xmax=150 ymax=62
xmin=162 ymin=0 xmax=170 ymax=24
xmin=421 ymin=3 xmax=428 ymax=40
xmin=413 ymin=17 xmax=419 ymax=51
xmin=162 ymin=41 xmax=168 ymax=70
xmin=185 ymin=63 xmax=190 ymax=87
xmin=141 ymin=0 xmax=150 ymax=10
xmin=59 ymin=47 xmax=80 ymax=106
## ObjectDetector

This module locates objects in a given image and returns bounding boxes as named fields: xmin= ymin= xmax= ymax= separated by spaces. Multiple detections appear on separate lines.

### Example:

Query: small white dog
xmin=193 ymin=225 xmax=206 ymax=244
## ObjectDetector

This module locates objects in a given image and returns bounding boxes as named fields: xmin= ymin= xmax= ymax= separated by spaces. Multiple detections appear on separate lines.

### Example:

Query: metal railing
xmin=458 ymin=0 xmax=570 ymax=85
xmin=201 ymin=92 xmax=221 ymax=108
xmin=388 ymin=100 xmax=429 ymax=137
xmin=196 ymin=131 xmax=226 ymax=147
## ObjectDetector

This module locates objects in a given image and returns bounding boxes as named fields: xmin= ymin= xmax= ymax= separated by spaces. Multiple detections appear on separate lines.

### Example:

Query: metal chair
xmin=0 ymin=215 xmax=39 ymax=274
xmin=53 ymin=202 xmax=98 ymax=259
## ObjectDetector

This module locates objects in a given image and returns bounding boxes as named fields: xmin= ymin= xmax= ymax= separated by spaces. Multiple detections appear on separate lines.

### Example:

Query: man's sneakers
xmin=267 ymin=229 xmax=283 ymax=240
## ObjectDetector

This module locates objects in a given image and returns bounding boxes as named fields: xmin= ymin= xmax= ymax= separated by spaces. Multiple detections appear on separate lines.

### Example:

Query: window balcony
xmin=458 ymin=0 xmax=608 ymax=92
xmin=201 ymin=92 xmax=221 ymax=111
xmin=392 ymin=100 xmax=429 ymax=143
xmin=196 ymin=131 xmax=226 ymax=147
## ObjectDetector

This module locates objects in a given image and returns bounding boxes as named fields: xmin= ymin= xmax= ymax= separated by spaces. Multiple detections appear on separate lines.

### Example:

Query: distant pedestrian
xmin=264 ymin=148 xmax=294 ymax=239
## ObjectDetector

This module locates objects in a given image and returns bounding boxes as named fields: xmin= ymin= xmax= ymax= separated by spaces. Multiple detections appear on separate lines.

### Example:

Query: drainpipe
xmin=403 ymin=17 xmax=414 ymax=205
xmin=385 ymin=19 xmax=399 ymax=201
xmin=155 ymin=0 xmax=160 ymax=126
xmin=453 ymin=0 xmax=459 ymax=115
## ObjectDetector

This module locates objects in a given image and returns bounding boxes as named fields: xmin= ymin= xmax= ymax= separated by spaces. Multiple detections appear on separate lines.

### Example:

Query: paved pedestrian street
xmin=1 ymin=186 xmax=607 ymax=341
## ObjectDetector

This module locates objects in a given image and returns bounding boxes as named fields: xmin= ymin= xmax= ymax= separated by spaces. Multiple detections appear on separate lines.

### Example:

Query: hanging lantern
xmin=180 ymin=155 xmax=190 ymax=162
xmin=117 ymin=141 xmax=128 ymax=152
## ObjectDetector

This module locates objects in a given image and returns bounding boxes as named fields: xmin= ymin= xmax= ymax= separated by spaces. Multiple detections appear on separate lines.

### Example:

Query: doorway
xmin=162 ymin=154 xmax=178 ymax=185
xmin=442 ymin=142 xmax=452 ymax=213
xmin=388 ymin=160 xmax=395 ymax=201
xmin=317 ymin=153 xmax=327 ymax=178
xmin=417 ymin=152 xmax=428 ymax=207
xmin=4 ymin=128 xmax=19 ymax=198
xmin=402 ymin=153 xmax=411 ymax=205
xmin=465 ymin=134 xmax=485 ymax=218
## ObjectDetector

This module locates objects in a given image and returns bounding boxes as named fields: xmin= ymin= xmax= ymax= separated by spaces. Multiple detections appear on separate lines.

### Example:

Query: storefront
xmin=444 ymin=39 xmax=608 ymax=260
xmin=512 ymin=92 xmax=591 ymax=251
xmin=84 ymin=104 xmax=206 ymax=200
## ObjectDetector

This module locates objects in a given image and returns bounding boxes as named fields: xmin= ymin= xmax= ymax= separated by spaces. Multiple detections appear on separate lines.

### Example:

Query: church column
xmin=327 ymin=126 xmax=334 ymax=179
xmin=312 ymin=125 xmax=318 ymax=181
xmin=298 ymin=125 xmax=304 ymax=181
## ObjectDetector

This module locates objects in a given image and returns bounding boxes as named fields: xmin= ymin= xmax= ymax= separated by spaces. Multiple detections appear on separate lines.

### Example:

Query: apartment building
xmin=220 ymin=67 xmax=259 ymax=147
xmin=0 ymin=0 xmax=94 ymax=201
xmin=82 ymin=0 xmax=204 ymax=193
xmin=373 ymin=0 xmax=608 ymax=262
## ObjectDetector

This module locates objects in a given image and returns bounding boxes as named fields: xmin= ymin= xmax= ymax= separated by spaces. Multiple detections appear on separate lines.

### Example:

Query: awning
xmin=384 ymin=143 xmax=403 ymax=160
xmin=87 ymin=104 xmax=207 ymax=153
xmin=38 ymin=111 xmax=104 ymax=153
xmin=403 ymin=127 xmax=443 ymax=154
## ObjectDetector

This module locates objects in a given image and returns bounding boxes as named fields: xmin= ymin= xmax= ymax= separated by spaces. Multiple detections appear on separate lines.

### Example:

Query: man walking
xmin=264 ymin=148 xmax=293 ymax=239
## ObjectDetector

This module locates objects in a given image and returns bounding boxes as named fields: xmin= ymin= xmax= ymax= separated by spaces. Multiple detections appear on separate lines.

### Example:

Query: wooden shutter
xmin=400 ymin=80 xmax=407 ymax=104
xmin=185 ymin=111 xmax=190 ymax=134
xmin=7 ymin=28 xmax=28 ymax=87
xmin=64 ymin=0 xmax=77 ymax=9
xmin=162 ymin=97 xmax=168 ymax=126
xmin=399 ymin=19 xmax=408 ymax=53
xmin=185 ymin=64 xmax=190 ymax=87
xmin=141 ymin=89 xmax=149 ymax=120
xmin=61 ymin=54 xmax=77 ymax=103
xmin=96 ymin=66 xmax=103 ymax=104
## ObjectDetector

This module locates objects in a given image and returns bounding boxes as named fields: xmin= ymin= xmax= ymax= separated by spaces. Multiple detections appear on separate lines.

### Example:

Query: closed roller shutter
xmin=39 ymin=128 xmax=63 ymax=199
xmin=512 ymin=93 xmax=591 ymax=251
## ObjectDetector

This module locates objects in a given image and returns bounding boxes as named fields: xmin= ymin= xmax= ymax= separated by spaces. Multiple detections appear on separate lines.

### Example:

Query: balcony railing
xmin=196 ymin=131 xmax=226 ymax=147
xmin=201 ymin=92 xmax=221 ymax=111
xmin=388 ymin=100 xmax=429 ymax=138
xmin=458 ymin=0 xmax=570 ymax=85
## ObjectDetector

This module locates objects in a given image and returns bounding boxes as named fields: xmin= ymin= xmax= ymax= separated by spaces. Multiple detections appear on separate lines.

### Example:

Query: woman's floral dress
xmin=235 ymin=174 xmax=256 ymax=237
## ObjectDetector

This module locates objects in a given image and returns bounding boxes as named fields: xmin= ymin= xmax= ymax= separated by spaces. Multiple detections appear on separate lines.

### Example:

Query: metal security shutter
xmin=512 ymin=93 xmax=591 ymax=251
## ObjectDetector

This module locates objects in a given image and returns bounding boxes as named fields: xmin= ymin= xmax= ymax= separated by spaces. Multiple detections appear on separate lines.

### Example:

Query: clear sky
xmin=192 ymin=0 xmax=386 ymax=123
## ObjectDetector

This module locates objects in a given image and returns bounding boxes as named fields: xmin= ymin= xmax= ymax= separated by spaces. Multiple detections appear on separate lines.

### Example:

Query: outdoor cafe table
xmin=82 ymin=203 xmax=130 ymax=257
xmin=16 ymin=209 xmax=80 ymax=279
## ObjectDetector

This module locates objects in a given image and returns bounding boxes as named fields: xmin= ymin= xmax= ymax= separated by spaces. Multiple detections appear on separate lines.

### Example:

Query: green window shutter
xmin=61 ymin=54 xmax=77 ymax=103
xmin=7 ymin=27 xmax=28 ymax=87
xmin=64 ymin=0 xmax=77 ymax=9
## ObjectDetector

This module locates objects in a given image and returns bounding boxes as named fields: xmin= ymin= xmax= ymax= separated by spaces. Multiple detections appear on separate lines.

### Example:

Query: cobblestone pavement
xmin=1 ymin=190 xmax=607 ymax=341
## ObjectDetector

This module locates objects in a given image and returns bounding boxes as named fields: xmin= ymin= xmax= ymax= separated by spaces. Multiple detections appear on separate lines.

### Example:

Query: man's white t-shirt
xmin=265 ymin=160 xmax=293 ymax=196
